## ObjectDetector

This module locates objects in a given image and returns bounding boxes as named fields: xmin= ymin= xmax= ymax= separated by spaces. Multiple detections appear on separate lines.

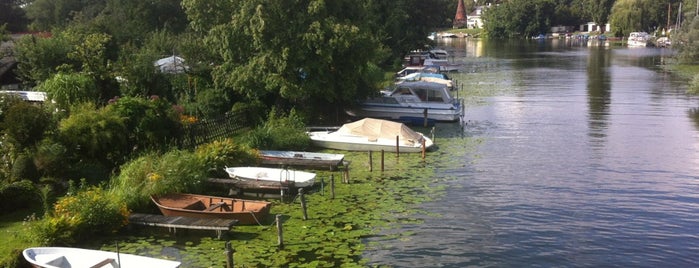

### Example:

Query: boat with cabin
xmin=348 ymin=81 xmax=463 ymax=124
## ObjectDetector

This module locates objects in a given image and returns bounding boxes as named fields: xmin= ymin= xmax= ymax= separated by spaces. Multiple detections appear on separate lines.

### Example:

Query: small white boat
xmin=307 ymin=118 xmax=434 ymax=153
xmin=259 ymin=150 xmax=345 ymax=168
xmin=349 ymin=81 xmax=463 ymax=124
xmin=224 ymin=167 xmax=317 ymax=188
xmin=23 ymin=247 xmax=181 ymax=268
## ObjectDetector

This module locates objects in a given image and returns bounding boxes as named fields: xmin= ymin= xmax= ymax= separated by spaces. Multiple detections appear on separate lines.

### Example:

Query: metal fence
xmin=179 ymin=111 xmax=252 ymax=149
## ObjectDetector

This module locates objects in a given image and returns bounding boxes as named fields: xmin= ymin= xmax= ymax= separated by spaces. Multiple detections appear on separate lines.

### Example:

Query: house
xmin=467 ymin=6 xmax=486 ymax=29
xmin=580 ymin=22 xmax=612 ymax=33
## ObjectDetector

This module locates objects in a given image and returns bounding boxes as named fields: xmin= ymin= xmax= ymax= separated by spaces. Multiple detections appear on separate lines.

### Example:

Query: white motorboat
xmin=224 ymin=167 xmax=317 ymax=188
xmin=627 ymin=32 xmax=652 ymax=47
xmin=23 ymin=247 xmax=181 ymax=268
xmin=348 ymin=81 xmax=463 ymax=124
xmin=307 ymin=118 xmax=434 ymax=153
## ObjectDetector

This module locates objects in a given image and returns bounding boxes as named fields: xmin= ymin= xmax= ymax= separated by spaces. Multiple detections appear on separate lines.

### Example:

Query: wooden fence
xmin=179 ymin=111 xmax=252 ymax=149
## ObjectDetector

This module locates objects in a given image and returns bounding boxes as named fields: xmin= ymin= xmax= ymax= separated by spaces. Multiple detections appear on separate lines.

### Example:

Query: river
xmin=365 ymin=39 xmax=699 ymax=267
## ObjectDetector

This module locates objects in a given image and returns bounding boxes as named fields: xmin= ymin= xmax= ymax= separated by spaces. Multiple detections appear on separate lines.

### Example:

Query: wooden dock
xmin=207 ymin=178 xmax=297 ymax=200
xmin=128 ymin=213 xmax=237 ymax=238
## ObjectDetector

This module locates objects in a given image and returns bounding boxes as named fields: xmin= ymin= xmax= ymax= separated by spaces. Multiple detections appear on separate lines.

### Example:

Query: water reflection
xmin=586 ymin=46 xmax=611 ymax=147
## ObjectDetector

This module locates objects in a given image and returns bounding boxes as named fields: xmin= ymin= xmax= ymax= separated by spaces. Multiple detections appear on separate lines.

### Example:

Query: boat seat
xmin=207 ymin=202 xmax=231 ymax=212
xmin=89 ymin=258 xmax=117 ymax=268
xmin=183 ymin=200 xmax=206 ymax=210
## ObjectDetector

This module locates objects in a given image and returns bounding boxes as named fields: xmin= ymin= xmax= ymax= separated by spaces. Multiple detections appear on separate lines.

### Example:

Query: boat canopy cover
xmin=337 ymin=118 xmax=424 ymax=141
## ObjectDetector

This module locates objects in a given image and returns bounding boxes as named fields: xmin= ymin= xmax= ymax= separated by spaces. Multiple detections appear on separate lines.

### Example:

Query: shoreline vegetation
xmin=0 ymin=72 xmax=484 ymax=267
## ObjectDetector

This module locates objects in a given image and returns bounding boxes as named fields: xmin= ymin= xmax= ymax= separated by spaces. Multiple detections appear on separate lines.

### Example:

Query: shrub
xmin=110 ymin=150 xmax=207 ymax=211
xmin=0 ymin=180 xmax=40 ymax=214
xmin=240 ymin=108 xmax=311 ymax=150
xmin=105 ymin=96 xmax=181 ymax=153
xmin=27 ymin=185 xmax=129 ymax=245
xmin=58 ymin=102 xmax=128 ymax=172
xmin=195 ymin=138 xmax=260 ymax=177
xmin=2 ymin=101 xmax=51 ymax=150
xmin=10 ymin=153 xmax=39 ymax=182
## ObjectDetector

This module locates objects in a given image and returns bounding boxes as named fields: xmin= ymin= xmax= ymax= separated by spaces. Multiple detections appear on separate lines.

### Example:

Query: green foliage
xmin=109 ymin=150 xmax=206 ymax=212
xmin=27 ymin=185 xmax=128 ymax=246
xmin=2 ymin=101 xmax=51 ymax=150
xmin=609 ymin=0 xmax=676 ymax=37
xmin=10 ymin=153 xmax=39 ymax=183
xmin=0 ymin=180 xmax=40 ymax=214
xmin=105 ymin=96 xmax=181 ymax=153
xmin=14 ymin=33 xmax=74 ymax=85
xmin=38 ymin=72 xmax=99 ymax=109
xmin=688 ymin=73 xmax=699 ymax=94
xmin=483 ymin=0 xmax=556 ymax=38
xmin=185 ymin=0 xmax=384 ymax=117
xmin=33 ymin=138 xmax=70 ymax=179
xmin=194 ymin=138 xmax=259 ymax=177
xmin=675 ymin=17 xmax=699 ymax=64
xmin=240 ymin=108 xmax=311 ymax=150
xmin=58 ymin=103 xmax=128 ymax=171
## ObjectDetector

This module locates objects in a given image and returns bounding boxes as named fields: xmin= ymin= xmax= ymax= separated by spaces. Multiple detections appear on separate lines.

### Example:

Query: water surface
xmin=365 ymin=39 xmax=699 ymax=267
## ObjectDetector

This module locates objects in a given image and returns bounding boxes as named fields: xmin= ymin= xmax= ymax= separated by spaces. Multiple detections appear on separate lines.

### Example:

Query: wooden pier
xmin=128 ymin=213 xmax=237 ymax=238
xmin=207 ymin=178 xmax=298 ymax=199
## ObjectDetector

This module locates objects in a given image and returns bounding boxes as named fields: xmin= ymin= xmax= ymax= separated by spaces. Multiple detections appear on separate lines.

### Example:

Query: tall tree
xmin=483 ymin=0 xmax=556 ymax=38
xmin=587 ymin=0 xmax=616 ymax=32
xmin=0 ymin=0 xmax=29 ymax=32
xmin=182 ymin=0 xmax=384 ymax=120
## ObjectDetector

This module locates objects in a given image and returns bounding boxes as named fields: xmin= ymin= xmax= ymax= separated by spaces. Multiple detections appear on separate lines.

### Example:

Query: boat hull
xmin=259 ymin=150 xmax=345 ymax=168
xmin=308 ymin=131 xmax=433 ymax=153
xmin=151 ymin=193 xmax=271 ymax=225
xmin=23 ymin=247 xmax=180 ymax=268
xmin=352 ymin=104 xmax=462 ymax=122
xmin=224 ymin=167 xmax=317 ymax=188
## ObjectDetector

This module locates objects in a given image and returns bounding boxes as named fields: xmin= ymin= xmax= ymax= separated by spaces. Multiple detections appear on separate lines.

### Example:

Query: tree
xmin=610 ymin=0 xmax=680 ymax=37
xmin=483 ymin=0 xmax=556 ymax=38
xmin=587 ymin=0 xmax=615 ymax=32
xmin=182 ymin=0 xmax=384 ymax=121
xmin=0 ymin=0 xmax=29 ymax=32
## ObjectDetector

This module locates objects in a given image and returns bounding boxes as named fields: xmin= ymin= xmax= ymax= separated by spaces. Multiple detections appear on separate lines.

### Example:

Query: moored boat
xmin=348 ymin=81 xmax=463 ymax=124
xmin=151 ymin=193 xmax=271 ymax=225
xmin=260 ymin=150 xmax=345 ymax=169
xmin=307 ymin=118 xmax=434 ymax=153
xmin=224 ymin=167 xmax=317 ymax=188
xmin=23 ymin=247 xmax=181 ymax=268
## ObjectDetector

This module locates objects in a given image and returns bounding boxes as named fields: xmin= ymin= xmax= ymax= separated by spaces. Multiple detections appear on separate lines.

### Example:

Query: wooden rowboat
xmin=23 ymin=247 xmax=180 ymax=268
xmin=151 ymin=193 xmax=271 ymax=225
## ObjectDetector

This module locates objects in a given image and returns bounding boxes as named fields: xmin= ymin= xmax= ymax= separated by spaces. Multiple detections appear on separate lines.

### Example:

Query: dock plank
xmin=129 ymin=213 xmax=237 ymax=238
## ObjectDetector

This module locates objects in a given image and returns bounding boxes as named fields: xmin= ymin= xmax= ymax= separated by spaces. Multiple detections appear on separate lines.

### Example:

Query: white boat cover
xmin=336 ymin=118 xmax=424 ymax=142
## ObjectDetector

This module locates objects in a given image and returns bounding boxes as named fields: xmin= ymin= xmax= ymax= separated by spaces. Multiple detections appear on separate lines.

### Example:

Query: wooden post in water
xmin=423 ymin=108 xmax=428 ymax=127
xmin=225 ymin=241 xmax=234 ymax=268
xmin=368 ymin=151 xmax=373 ymax=172
xmin=331 ymin=174 xmax=335 ymax=199
xmin=381 ymin=150 xmax=385 ymax=172
xmin=299 ymin=188 xmax=308 ymax=220
xmin=276 ymin=214 xmax=284 ymax=249
xmin=395 ymin=135 xmax=400 ymax=157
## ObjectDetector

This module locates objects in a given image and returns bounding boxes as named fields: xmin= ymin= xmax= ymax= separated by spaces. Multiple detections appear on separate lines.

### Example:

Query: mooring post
xmin=331 ymin=174 xmax=335 ymax=199
xmin=422 ymin=139 xmax=426 ymax=159
xmin=395 ymin=136 xmax=400 ymax=156
xmin=381 ymin=150 xmax=385 ymax=172
xmin=320 ymin=177 xmax=324 ymax=196
xmin=423 ymin=108 xmax=428 ymax=127
xmin=225 ymin=241 xmax=234 ymax=268
xmin=368 ymin=151 xmax=373 ymax=172
xmin=299 ymin=188 xmax=308 ymax=220
xmin=276 ymin=214 xmax=284 ymax=249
